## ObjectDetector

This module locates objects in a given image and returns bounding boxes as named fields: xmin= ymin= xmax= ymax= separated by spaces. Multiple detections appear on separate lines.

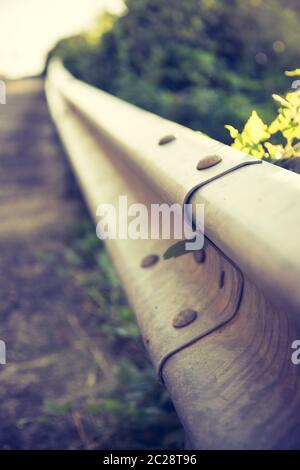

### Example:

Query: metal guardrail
xmin=46 ymin=60 xmax=300 ymax=450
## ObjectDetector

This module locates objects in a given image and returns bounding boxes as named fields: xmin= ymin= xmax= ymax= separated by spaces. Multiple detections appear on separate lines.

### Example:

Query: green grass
xmin=45 ymin=217 xmax=184 ymax=449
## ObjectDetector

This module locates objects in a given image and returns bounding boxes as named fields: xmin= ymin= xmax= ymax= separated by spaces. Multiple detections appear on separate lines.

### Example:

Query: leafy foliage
xmin=225 ymin=69 xmax=300 ymax=169
xmin=48 ymin=0 xmax=300 ymax=143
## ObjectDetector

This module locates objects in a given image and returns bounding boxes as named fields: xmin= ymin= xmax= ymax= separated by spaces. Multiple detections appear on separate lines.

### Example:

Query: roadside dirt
xmin=0 ymin=79 xmax=114 ymax=449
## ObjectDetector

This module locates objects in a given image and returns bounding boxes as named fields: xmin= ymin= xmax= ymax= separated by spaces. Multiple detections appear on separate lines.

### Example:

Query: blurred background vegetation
xmin=47 ymin=0 xmax=300 ymax=143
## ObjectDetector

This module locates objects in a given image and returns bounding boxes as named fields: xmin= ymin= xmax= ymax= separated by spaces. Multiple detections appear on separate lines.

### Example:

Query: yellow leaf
xmin=247 ymin=143 xmax=265 ymax=158
xmin=224 ymin=124 xmax=239 ymax=139
xmin=272 ymin=94 xmax=292 ymax=108
xmin=241 ymin=110 xmax=270 ymax=144
xmin=286 ymin=91 xmax=300 ymax=107
xmin=285 ymin=69 xmax=300 ymax=77
xmin=268 ymin=111 xmax=291 ymax=134
xmin=282 ymin=125 xmax=300 ymax=142
xmin=264 ymin=142 xmax=284 ymax=159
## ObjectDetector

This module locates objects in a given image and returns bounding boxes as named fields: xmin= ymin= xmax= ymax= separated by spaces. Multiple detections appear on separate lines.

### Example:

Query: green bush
xmin=48 ymin=0 xmax=300 ymax=143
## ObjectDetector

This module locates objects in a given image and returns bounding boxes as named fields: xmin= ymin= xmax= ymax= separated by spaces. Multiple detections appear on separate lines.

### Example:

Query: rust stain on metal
xmin=197 ymin=154 xmax=222 ymax=170
xmin=219 ymin=270 xmax=225 ymax=288
xmin=141 ymin=254 xmax=160 ymax=268
xmin=172 ymin=309 xmax=198 ymax=328
xmin=158 ymin=134 xmax=176 ymax=146
xmin=193 ymin=249 xmax=206 ymax=264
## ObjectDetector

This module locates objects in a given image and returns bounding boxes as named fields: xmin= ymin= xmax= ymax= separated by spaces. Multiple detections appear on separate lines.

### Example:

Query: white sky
xmin=0 ymin=0 xmax=124 ymax=78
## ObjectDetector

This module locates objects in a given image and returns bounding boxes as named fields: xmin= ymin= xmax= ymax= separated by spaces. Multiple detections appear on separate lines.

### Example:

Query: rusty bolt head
xmin=197 ymin=154 xmax=222 ymax=170
xmin=141 ymin=254 xmax=160 ymax=268
xmin=172 ymin=308 xmax=198 ymax=328
xmin=193 ymin=249 xmax=206 ymax=264
xmin=158 ymin=134 xmax=176 ymax=146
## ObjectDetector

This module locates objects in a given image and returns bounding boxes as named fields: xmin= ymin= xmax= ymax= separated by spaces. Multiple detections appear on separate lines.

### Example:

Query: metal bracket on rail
xmin=157 ymin=153 xmax=262 ymax=383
